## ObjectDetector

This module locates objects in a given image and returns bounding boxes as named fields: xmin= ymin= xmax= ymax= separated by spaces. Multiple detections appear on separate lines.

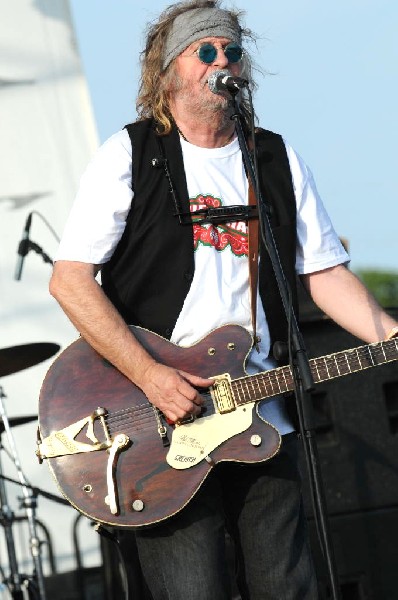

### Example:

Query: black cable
xmin=94 ymin=525 xmax=129 ymax=600
xmin=31 ymin=210 xmax=60 ymax=243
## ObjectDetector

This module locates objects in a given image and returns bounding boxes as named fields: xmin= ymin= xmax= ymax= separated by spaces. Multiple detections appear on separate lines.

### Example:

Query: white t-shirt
xmin=56 ymin=128 xmax=349 ymax=435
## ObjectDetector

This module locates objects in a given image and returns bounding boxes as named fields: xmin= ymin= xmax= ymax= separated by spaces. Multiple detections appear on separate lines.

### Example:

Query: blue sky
xmin=69 ymin=0 xmax=397 ymax=272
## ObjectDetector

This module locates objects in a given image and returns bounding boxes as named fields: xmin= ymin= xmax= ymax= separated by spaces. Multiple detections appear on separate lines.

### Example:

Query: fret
xmin=345 ymin=348 xmax=362 ymax=372
xmin=385 ymin=339 xmax=398 ymax=361
xmin=273 ymin=375 xmax=282 ymax=394
xmin=242 ymin=377 xmax=251 ymax=399
xmin=252 ymin=375 xmax=262 ymax=399
xmin=367 ymin=346 xmax=375 ymax=367
xmin=329 ymin=356 xmax=342 ymax=377
xmin=264 ymin=373 xmax=274 ymax=398
xmin=268 ymin=374 xmax=278 ymax=396
xmin=232 ymin=381 xmax=244 ymax=405
xmin=247 ymin=376 xmax=257 ymax=399
xmin=333 ymin=353 xmax=350 ymax=376
xmin=323 ymin=357 xmax=331 ymax=379
xmin=371 ymin=342 xmax=388 ymax=366
xmin=256 ymin=375 xmax=267 ymax=400
xmin=344 ymin=352 xmax=352 ymax=373
xmin=356 ymin=348 xmax=363 ymax=369
xmin=278 ymin=366 xmax=291 ymax=393
xmin=375 ymin=344 xmax=384 ymax=365
xmin=334 ymin=355 xmax=342 ymax=376
xmin=355 ymin=348 xmax=372 ymax=369
xmin=260 ymin=373 xmax=271 ymax=397
xmin=380 ymin=343 xmax=387 ymax=363
xmin=342 ymin=352 xmax=351 ymax=374
xmin=237 ymin=379 xmax=249 ymax=403
xmin=256 ymin=374 xmax=268 ymax=398
xmin=285 ymin=367 xmax=294 ymax=390
xmin=281 ymin=367 xmax=289 ymax=391
xmin=311 ymin=359 xmax=322 ymax=383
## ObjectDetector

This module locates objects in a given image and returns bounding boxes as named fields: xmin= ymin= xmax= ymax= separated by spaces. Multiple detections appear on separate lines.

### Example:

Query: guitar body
xmin=39 ymin=325 xmax=281 ymax=528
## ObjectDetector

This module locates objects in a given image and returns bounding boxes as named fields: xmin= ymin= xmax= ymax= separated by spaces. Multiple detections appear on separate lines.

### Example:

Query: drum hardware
xmin=0 ymin=343 xmax=60 ymax=378
xmin=0 ymin=416 xmax=37 ymax=436
xmin=0 ymin=341 xmax=59 ymax=599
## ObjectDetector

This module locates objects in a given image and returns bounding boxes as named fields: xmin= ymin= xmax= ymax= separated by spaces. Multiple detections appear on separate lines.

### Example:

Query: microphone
xmin=15 ymin=212 xmax=33 ymax=281
xmin=208 ymin=70 xmax=248 ymax=95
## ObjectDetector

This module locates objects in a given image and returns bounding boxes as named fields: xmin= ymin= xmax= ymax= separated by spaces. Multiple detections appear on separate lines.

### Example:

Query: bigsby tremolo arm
xmin=105 ymin=433 xmax=130 ymax=515
xmin=37 ymin=407 xmax=112 ymax=460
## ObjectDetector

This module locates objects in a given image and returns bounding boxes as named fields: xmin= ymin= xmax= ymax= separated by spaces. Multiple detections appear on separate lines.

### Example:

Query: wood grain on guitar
xmin=37 ymin=324 xmax=398 ymax=528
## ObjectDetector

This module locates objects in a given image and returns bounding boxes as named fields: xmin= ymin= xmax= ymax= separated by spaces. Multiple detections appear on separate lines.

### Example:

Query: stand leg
xmin=0 ymin=449 xmax=24 ymax=599
xmin=230 ymin=100 xmax=342 ymax=598
xmin=0 ymin=387 xmax=47 ymax=600
xmin=297 ymin=382 xmax=341 ymax=600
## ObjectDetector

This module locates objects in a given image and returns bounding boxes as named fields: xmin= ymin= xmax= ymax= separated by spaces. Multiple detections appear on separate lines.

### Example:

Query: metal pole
xmin=0 ymin=387 xmax=47 ymax=599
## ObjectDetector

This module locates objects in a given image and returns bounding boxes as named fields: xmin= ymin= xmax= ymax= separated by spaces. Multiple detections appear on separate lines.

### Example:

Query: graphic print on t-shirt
xmin=190 ymin=194 xmax=248 ymax=257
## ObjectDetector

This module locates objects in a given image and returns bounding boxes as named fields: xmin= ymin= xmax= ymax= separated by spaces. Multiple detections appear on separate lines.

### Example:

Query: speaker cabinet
xmin=297 ymin=306 xmax=398 ymax=598
xmin=308 ymin=507 xmax=398 ymax=600
xmin=298 ymin=308 xmax=398 ymax=515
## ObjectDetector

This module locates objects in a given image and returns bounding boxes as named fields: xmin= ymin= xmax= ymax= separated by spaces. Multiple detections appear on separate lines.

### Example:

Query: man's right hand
xmin=50 ymin=262 xmax=213 ymax=424
xmin=139 ymin=363 xmax=214 ymax=423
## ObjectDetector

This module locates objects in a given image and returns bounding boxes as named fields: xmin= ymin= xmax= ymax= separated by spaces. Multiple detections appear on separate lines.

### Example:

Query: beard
xmin=169 ymin=72 xmax=233 ymax=125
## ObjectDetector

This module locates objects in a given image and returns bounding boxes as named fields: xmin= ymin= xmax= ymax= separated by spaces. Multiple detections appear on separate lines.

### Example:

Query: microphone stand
xmin=15 ymin=210 xmax=56 ymax=281
xmin=0 ymin=387 xmax=47 ymax=600
xmin=229 ymin=91 xmax=341 ymax=599
xmin=0 ymin=425 xmax=24 ymax=599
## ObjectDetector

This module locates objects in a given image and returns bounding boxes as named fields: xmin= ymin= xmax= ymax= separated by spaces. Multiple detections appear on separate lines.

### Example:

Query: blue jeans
xmin=135 ymin=434 xmax=318 ymax=599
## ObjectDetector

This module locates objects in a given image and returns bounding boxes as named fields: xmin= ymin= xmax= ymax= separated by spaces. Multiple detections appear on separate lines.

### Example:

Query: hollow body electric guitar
xmin=38 ymin=325 xmax=398 ymax=528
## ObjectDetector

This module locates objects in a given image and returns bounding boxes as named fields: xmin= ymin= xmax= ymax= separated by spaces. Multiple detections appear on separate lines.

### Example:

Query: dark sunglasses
xmin=195 ymin=42 xmax=243 ymax=65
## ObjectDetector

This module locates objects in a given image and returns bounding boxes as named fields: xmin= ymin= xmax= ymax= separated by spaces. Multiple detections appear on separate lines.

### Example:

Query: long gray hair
xmin=136 ymin=0 xmax=258 ymax=134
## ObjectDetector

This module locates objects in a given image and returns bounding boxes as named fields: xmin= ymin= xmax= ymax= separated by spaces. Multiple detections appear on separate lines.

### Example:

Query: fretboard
xmin=232 ymin=338 xmax=398 ymax=406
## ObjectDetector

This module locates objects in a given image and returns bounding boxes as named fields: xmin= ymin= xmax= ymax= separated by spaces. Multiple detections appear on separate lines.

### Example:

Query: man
xmin=50 ymin=1 xmax=398 ymax=598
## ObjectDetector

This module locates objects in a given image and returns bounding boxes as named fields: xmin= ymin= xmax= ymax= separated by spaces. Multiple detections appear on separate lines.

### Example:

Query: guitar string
xmin=234 ymin=346 xmax=386 ymax=395
xmin=103 ymin=391 xmax=214 ymax=423
xmin=103 ymin=341 xmax=396 ymax=429
xmin=228 ymin=341 xmax=397 ymax=405
xmin=103 ymin=394 xmax=215 ymax=432
xmin=101 ymin=340 xmax=397 ymax=432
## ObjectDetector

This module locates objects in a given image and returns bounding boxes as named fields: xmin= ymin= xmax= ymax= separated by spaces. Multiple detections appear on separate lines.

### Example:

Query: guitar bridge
xmin=36 ymin=407 xmax=112 ymax=460
xmin=210 ymin=374 xmax=236 ymax=414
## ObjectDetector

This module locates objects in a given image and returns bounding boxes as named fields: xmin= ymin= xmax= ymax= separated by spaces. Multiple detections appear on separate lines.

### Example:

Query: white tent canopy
xmin=0 ymin=0 xmax=100 ymax=580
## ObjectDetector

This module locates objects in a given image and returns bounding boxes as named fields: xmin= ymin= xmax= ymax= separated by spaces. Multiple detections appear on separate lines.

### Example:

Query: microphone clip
xmin=175 ymin=204 xmax=258 ymax=226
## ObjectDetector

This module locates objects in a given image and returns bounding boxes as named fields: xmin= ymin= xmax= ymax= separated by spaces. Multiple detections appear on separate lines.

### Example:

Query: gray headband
xmin=162 ymin=7 xmax=242 ymax=70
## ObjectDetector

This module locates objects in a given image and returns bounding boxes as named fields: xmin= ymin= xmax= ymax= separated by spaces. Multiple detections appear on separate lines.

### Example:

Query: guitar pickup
xmin=210 ymin=374 xmax=236 ymax=414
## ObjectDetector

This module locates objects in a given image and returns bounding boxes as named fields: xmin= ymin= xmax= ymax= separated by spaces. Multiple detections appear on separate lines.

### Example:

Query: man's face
xmin=169 ymin=36 xmax=243 ymax=113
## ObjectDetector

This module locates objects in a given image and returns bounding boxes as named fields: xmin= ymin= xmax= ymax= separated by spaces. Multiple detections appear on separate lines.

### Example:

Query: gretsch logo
xmin=174 ymin=454 xmax=196 ymax=463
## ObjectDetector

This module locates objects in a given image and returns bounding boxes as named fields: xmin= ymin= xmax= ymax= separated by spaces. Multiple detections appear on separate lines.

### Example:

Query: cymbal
xmin=0 ymin=343 xmax=60 ymax=378
xmin=0 ymin=415 xmax=37 ymax=435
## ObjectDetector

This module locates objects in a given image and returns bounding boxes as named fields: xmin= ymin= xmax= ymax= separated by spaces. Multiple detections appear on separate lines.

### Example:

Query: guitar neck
xmin=232 ymin=338 xmax=398 ymax=406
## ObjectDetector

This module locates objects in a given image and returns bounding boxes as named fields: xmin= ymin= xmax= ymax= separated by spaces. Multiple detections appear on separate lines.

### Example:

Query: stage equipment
xmin=0 ymin=415 xmax=37 ymax=435
xmin=0 ymin=386 xmax=47 ymax=599
xmin=0 ymin=340 xmax=59 ymax=598
xmin=227 ymin=74 xmax=341 ymax=599
xmin=14 ymin=211 xmax=60 ymax=281
xmin=0 ymin=343 xmax=60 ymax=378
xmin=299 ymin=307 xmax=398 ymax=598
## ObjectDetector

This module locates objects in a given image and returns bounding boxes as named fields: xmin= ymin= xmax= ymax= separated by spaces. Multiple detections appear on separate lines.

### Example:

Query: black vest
xmin=101 ymin=119 xmax=298 ymax=349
